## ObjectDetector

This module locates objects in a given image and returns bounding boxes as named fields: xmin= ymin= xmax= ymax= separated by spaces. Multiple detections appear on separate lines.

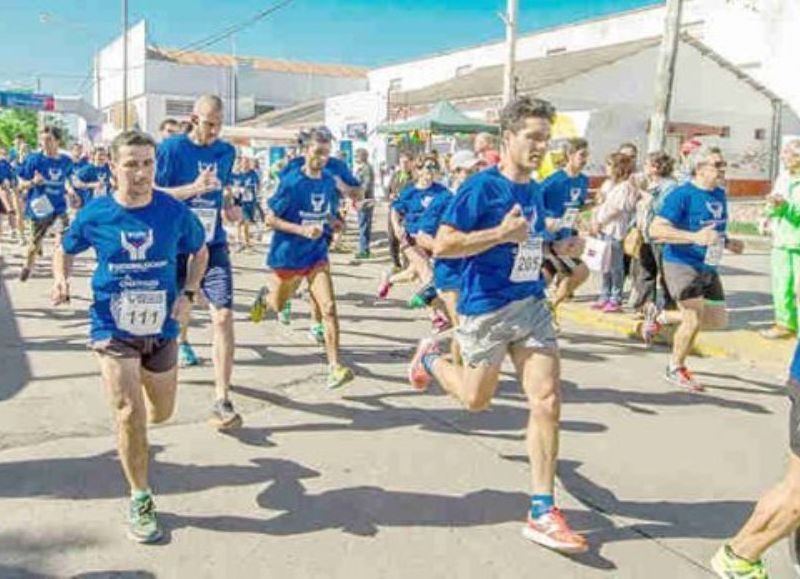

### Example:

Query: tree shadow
xmin=0 ymin=258 xmax=32 ymax=401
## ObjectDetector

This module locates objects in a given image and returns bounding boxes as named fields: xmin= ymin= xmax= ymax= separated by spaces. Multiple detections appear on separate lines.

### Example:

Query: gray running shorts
xmin=456 ymin=296 xmax=557 ymax=368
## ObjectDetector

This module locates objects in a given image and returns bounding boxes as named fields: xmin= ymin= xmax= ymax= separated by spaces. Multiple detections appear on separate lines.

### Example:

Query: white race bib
xmin=242 ymin=189 xmax=254 ymax=202
xmin=191 ymin=207 xmax=218 ymax=243
xmin=510 ymin=237 xmax=543 ymax=283
xmin=561 ymin=208 xmax=580 ymax=230
xmin=30 ymin=194 xmax=54 ymax=218
xmin=301 ymin=218 xmax=325 ymax=228
xmin=115 ymin=290 xmax=167 ymax=336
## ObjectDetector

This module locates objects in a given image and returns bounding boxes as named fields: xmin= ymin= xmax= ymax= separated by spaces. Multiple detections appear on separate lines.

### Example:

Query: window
xmin=165 ymin=99 xmax=194 ymax=117
xmin=455 ymin=65 xmax=473 ymax=77
xmin=389 ymin=78 xmax=403 ymax=92
xmin=755 ymin=128 xmax=767 ymax=140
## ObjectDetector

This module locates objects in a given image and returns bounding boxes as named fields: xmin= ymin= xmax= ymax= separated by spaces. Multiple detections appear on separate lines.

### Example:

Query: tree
xmin=0 ymin=109 xmax=38 ymax=149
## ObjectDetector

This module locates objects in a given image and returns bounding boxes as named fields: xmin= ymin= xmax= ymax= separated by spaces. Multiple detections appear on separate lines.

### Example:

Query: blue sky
xmin=0 ymin=0 xmax=660 ymax=95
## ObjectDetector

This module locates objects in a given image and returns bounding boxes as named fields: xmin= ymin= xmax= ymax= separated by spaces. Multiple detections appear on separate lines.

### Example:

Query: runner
xmin=540 ymin=138 xmax=591 ymax=326
xmin=379 ymin=153 xmax=452 ymax=332
xmin=648 ymin=146 xmax=744 ymax=391
xmin=249 ymin=127 xmax=354 ymax=389
xmin=239 ymin=157 xmax=261 ymax=252
xmin=158 ymin=118 xmax=181 ymax=141
xmin=9 ymin=139 xmax=30 ymax=246
xmin=52 ymin=130 xmax=209 ymax=544
xmin=72 ymin=147 xmax=112 ymax=209
xmin=155 ymin=94 xmax=242 ymax=429
xmin=16 ymin=125 xmax=74 ymax=282
xmin=414 ymin=150 xmax=482 ymax=366
xmin=0 ymin=147 xmax=15 ymax=250
xmin=408 ymin=96 xmax=588 ymax=554
xmin=710 ymin=339 xmax=800 ymax=577
xmin=386 ymin=153 xmax=416 ymax=272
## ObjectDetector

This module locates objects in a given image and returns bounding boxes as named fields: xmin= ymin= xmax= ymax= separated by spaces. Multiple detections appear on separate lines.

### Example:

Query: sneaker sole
xmin=327 ymin=373 xmax=354 ymax=390
xmin=209 ymin=414 xmax=243 ymax=430
xmin=663 ymin=375 xmax=705 ymax=393
xmin=521 ymin=525 xmax=589 ymax=554
xmin=127 ymin=528 xmax=164 ymax=544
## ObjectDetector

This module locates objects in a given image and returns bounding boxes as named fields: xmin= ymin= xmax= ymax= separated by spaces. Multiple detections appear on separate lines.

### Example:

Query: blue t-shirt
xmin=540 ymin=169 xmax=589 ymax=239
xmin=69 ymin=158 xmax=90 ymax=175
xmin=658 ymin=182 xmax=728 ymax=272
xmin=392 ymin=183 xmax=451 ymax=236
xmin=74 ymin=163 xmax=112 ymax=203
xmin=0 ymin=159 xmax=13 ymax=185
xmin=18 ymin=152 xmax=73 ymax=220
xmin=267 ymin=170 xmax=340 ymax=270
xmin=442 ymin=166 xmax=550 ymax=316
xmin=241 ymin=170 xmax=261 ymax=206
xmin=417 ymin=191 xmax=463 ymax=291
xmin=62 ymin=191 xmax=205 ymax=342
xmin=155 ymin=134 xmax=236 ymax=247
xmin=280 ymin=156 xmax=360 ymax=188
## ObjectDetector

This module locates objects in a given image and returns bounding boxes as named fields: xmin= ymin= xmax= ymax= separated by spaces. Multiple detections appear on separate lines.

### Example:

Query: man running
xmin=408 ymin=96 xmax=588 ymax=554
xmin=17 ymin=125 xmax=74 ymax=282
xmin=386 ymin=153 xmax=415 ymax=272
xmin=250 ymin=127 xmax=354 ymax=389
xmin=155 ymin=94 xmax=242 ymax=429
xmin=159 ymin=118 xmax=181 ymax=141
xmin=72 ymin=147 xmax=112 ymax=209
xmin=648 ymin=146 xmax=744 ymax=391
xmin=540 ymin=138 xmax=591 ymax=324
xmin=52 ymin=130 xmax=209 ymax=543
xmin=239 ymin=157 xmax=261 ymax=251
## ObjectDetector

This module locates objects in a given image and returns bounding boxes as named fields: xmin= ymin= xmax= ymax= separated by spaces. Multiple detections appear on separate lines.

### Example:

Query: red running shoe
xmin=522 ymin=508 xmax=589 ymax=555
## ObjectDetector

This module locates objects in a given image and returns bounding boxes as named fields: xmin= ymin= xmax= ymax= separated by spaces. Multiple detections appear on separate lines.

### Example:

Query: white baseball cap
xmin=450 ymin=150 xmax=482 ymax=171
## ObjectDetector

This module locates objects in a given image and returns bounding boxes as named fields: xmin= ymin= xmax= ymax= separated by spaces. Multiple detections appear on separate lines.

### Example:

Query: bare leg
xmin=552 ymin=263 xmax=590 ymax=309
xmin=429 ymin=356 xmax=502 ymax=412
xmin=438 ymin=290 xmax=462 ymax=365
xmin=511 ymin=345 xmax=561 ymax=495
xmin=98 ymin=355 xmax=150 ymax=492
xmin=209 ymin=305 xmax=234 ymax=401
xmin=141 ymin=366 xmax=179 ymax=424
xmin=729 ymin=453 xmax=800 ymax=561
xmin=308 ymin=266 xmax=340 ymax=367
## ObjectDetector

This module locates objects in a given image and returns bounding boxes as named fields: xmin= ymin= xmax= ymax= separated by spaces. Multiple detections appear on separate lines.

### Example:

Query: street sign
xmin=0 ymin=91 xmax=55 ymax=112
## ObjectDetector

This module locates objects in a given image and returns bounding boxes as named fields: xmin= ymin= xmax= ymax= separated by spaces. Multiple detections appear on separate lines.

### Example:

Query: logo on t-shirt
xmin=310 ymin=190 xmax=327 ymax=213
xmin=705 ymin=201 xmax=724 ymax=223
xmin=197 ymin=161 xmax=218 ymax=175
xmin=47 ymin=167 xmax=63 ymax=183
xmin=569 ymin=187 xmax=582 ymax=204
xmin=120 ymin=230 xmax=154 ymax=261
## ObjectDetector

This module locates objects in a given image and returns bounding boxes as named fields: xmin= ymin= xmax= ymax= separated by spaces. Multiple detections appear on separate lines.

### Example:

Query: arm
xmin=172 ymin=245 xmax=209 ymax=325
xmin=649 ymin=216 xmax=716 ymax=246
xmin=265 ymin=211 xmax=322 ymax=240
xmin=390 ymin=207 xmax=405 ymax=238
xmin=415 ymin=232 xmax=436 ymax=252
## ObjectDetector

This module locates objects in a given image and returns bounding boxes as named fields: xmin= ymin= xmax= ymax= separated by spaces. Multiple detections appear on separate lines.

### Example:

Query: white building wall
xmin=95 ymin=20 xmax=147 ymax=110
xmin=325 ymin=91 xmax=387 ymax=164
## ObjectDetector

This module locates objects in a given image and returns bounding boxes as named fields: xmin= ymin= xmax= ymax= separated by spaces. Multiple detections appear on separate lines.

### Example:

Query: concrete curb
xmin=558 ymin=302 xmax=795 ymax=373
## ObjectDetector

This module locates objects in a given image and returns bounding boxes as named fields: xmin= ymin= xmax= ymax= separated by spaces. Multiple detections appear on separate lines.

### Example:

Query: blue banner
xmin=0 ymin=92 xmax=55 ymax=111
xmin=339 ymin=140 xmax=353 ymax=169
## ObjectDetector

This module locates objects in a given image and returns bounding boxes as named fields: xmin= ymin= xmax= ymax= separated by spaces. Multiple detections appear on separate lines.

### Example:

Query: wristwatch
xmin=182 ymin=289 xmax=196 ymax=303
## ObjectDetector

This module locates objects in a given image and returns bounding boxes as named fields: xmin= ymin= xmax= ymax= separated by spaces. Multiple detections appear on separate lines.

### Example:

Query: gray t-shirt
xmin=356 ymin=162 xmax=375 ymax=200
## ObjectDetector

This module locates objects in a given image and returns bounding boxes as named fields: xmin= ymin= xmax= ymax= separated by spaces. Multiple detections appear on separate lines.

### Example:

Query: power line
xmin=173 ymin=0 xmax=295 ymax=56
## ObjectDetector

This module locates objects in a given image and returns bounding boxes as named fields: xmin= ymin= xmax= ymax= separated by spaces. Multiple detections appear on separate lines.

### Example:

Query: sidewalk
xmin=561 ymin=248 xmax=794 ymax=377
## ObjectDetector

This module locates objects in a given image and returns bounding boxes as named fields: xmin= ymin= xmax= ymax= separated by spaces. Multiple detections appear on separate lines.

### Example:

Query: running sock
xmin=531 ymin=494 xmax=554 ymax=519
xmin=725 ymin=544 xmax=757 ymax=564
xmin=421 ymin=352 xmax=441 ymax=375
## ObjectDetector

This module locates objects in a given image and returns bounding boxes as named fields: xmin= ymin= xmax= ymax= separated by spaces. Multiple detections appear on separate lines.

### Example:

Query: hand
xmin=333 ymin=176 xmax=347 ymax=193
xmin=553 ymin=236 xmax=585 ymax=258
xmin=499 ymin=204 xmax=529 ymax=244
xmin=193 ymin=167 xmax=221 ymax=195
xmin=171 ymin=295 xmax=192 ymax=326
xmin=726 ymin=237 xmax=745 ymax=254
xmin=51 ymin=279 xmax=70 ymax=305
xmin=302 ymin=224 xmax=324 ymax=240
xmin=693 ymin=224 xmax=719 ymax=246
xmin=32 ymin=171 xmax=45 ymax=186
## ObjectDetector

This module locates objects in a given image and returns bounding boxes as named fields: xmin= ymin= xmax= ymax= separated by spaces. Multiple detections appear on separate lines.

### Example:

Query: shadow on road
xmin=0 ymin=257 xmax=31 ymax=401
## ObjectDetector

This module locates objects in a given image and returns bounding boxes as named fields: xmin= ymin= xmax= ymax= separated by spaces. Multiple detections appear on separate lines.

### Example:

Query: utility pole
xmin=502 ymin=0 xmax=518 ymax=105
xmin=231 ymin=34 xmax=238 ymax=125
xmin=647 ymin=0 xmax=683 ymax=153
xmin=122 ymin=0 xmax=129 ymax=131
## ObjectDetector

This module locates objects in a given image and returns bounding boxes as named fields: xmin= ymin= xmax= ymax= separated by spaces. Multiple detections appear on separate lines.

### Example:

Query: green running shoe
xmin=128 ymin=492 xmax=163 ymax=544
xmin=250 ymin=286 xmax=271 ymax=323
xmin=279 ymin=300 xmax=292 ymax=325
xmin=710 ymin=545 xmax=768 ymax=579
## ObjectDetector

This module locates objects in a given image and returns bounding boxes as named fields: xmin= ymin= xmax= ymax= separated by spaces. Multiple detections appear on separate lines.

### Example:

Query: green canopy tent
xmin=378 ymin=100 xmax=499 ymax=136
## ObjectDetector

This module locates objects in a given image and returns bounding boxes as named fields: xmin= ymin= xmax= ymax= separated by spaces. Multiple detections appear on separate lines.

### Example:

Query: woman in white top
xmin=591 ymin=152 xmax=638 ymax=312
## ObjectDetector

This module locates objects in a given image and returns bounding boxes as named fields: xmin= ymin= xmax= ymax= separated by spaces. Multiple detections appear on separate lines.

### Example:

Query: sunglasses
xmin=422 ymin=163 xmax=439 ymax=171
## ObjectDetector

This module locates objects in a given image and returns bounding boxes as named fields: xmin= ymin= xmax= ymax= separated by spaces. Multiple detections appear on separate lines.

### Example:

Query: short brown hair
xmin=499 ymin=95 xmax=556 ymax=133
xmin=565 ymin=138 xmax=589 ymax=156
xmin=606 ymin=152 xmax=635 ymax=182
xmin=110 ymin=130 xmax=156 ymax=161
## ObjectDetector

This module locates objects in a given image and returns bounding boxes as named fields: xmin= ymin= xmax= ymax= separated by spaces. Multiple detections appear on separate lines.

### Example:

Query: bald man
xmin=155 ymin=94 xmax=242 ymax=430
